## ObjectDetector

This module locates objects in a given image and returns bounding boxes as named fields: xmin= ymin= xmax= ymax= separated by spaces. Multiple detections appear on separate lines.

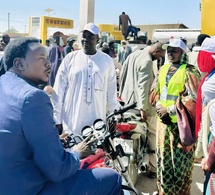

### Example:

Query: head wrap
xmin=195 ymin=50 xmax=215 ymax=136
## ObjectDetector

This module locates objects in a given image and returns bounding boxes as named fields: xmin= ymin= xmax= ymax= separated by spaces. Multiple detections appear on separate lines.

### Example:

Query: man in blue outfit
xmin=126 ymin=25 xmax=140 ymax=40
xmin=48 ymin=36 xmax=61 ymax=86
xmin=62 ymin=37 xmax=75 ymax=58
xmin=0 ymin=37 xmax=121 ymax=195
xmin=0 ymin=55 xmax=5 ymax=76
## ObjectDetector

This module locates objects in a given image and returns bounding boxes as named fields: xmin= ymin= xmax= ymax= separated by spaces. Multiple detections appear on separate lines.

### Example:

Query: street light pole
xmin=24 ymin=25 xmax=27 ymax=35
xmin=44 ymin=8 xmax=54 ymax=16
xmin=8 ymin=13 xmax=10 ymax=31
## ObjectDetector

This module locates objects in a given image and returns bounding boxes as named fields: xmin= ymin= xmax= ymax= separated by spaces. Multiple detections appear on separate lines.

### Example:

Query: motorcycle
xmin=60 ymin=102 xmax=140 ymax=195
xmin=114 ymin=101 xmax=155 ymax=184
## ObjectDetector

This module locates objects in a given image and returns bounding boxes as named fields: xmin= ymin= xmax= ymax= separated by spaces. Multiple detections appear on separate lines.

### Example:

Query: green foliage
xmin=4 ymin=26 xmax=19 ymax=34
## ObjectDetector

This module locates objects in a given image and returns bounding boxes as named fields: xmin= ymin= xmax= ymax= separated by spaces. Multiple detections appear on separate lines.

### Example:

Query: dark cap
xmin=2 ymin=34 xmax=10 ymax=39
xmin=197 ymin=34 xmax=211 ymax=46
xmin=67 ymin=37 xmax=75 ymax=42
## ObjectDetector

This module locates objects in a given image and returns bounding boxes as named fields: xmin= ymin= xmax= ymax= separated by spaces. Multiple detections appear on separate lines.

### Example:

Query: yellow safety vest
xmin=158 ymin=64 xmax=186 ymax=123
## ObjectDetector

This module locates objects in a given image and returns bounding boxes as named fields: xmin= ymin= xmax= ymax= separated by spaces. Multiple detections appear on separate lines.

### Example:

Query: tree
xmin=4 ymin=26 xmax=19 ymax=34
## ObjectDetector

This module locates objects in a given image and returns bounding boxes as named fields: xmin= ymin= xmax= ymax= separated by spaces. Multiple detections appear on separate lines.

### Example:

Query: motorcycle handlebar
xmin=63 ymin=102 xmax=137 ymax=149
xmin=107 ymin=102 xmax=137 ymax=119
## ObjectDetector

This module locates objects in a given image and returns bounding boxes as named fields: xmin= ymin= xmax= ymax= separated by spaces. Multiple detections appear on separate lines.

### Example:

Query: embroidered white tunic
xmin=51 ymin=50 xmax=118 ymax=134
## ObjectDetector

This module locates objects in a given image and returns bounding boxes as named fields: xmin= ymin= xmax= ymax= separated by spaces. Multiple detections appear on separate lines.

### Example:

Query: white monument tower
xmin=79 ymin=0 xmax=95 ymax=32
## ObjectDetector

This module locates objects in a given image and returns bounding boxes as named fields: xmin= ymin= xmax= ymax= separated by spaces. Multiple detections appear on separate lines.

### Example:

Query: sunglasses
xmin=167 ymin=48 xmax=180 ymax=54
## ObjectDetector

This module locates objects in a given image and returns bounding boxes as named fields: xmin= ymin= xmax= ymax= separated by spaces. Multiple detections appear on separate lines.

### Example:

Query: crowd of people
xmin=0 ymin=24 xmax=121 ymax=195
xmin=0 ymin=21 xmax=215 ymax=195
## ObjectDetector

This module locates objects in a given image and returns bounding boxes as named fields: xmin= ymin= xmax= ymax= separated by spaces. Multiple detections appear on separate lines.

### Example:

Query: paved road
xmin=135 ymin=163 xmax=204 ymax=195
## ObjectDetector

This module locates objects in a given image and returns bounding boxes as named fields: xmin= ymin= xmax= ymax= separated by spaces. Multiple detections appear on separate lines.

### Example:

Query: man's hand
xmin=73 ymin=135 xmax=95 ymax=159
xmin=140 ymin=109 xmax=147 ymax=122
xmin=56 ymin=124 xmax=63 ymax=135
xmin=177 ymin=143 xmax=193 ymax=153
xmin=156 ymin=104 xmax=168 ymax=118
xmin=43 ymin=85 xmax=54 ymax=95
xmin=201 ymin=157 xmax=211 ymax=172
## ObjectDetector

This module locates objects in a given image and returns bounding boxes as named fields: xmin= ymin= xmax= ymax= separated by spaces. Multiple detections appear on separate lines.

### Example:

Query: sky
xmin=0 ymin=0 xmax=201 ymax=34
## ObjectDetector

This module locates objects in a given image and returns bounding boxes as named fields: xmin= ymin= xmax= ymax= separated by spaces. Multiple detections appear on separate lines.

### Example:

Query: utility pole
xmin=8 ymin=13 xmax=10 ymax=31
xmin=24 ymin=25 xmax=27 ymax=34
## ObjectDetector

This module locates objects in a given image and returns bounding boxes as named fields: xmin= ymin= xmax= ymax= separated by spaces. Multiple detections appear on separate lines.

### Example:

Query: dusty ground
xmin=135 ymin=163 xmax=204 ymax=195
